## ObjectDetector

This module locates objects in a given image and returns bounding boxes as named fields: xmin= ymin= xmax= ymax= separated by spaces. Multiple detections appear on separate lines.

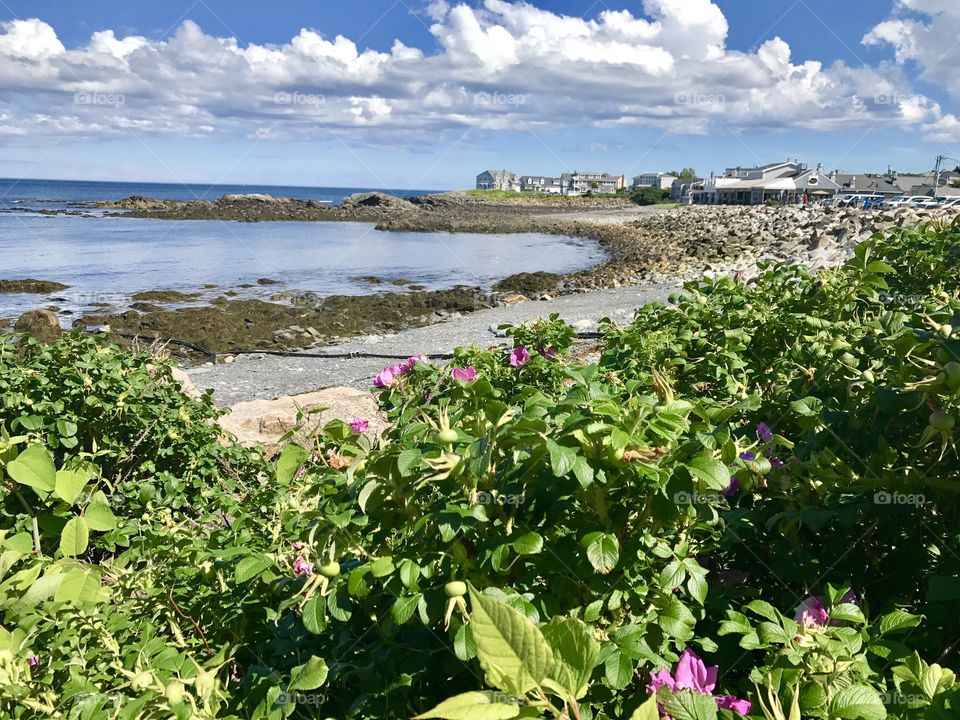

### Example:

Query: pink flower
xmin=510 ymin=346 xmax=530 ymax=367
xmin=717 ymin=696 xmax=752 ymax=714
xmin=647 ymin=649 xmax=750 ymax=717
xmin=795 ymin=596 xmax=829 ymax=626
xmin=26 ymin=655 xmax=39 ymax=667
xmin=291 ymin=541 xmax=305 ymax=550
xmin=294 ymin=464 xmax=306 ymax=479
xmin=349 ymin=417 xmax=369 ymax=433
xmin=538 ymin=346 xmax=556 ymax=359
xmin=293 ymin=556 xmax=314 ymax=576
xmin=451 ymin=366 xmax=477 ymax=383
xmin=373 ymin=365 xmax=397 ymax=388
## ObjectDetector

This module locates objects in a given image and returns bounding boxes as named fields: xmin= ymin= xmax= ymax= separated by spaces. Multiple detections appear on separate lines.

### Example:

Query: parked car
xmin=862 ymin=195 xmax=886 ymax=209
xmin=941 ymin=197 xmax=960 ymax=209
xmin=880 ymin=195 xmax=925 ymax=209
xmin=913 ymin=197 xmax=944 ymax=209
xmin=836 ymin=194 xmax=868 ymax=208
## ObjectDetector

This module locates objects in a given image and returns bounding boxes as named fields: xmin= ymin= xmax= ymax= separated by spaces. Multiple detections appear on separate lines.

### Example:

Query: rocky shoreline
xmin=5 ymin=191 xmax=958 ymax=361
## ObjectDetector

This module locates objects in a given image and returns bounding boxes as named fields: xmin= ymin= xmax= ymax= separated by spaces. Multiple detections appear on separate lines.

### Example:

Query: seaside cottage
xmin=475 ymin=170 xmax=519 ymax=192
xmin=560 ymin=171 xmax=625 ymax=195
xmin=520 ymin=175 xmax=564 ymax=193
xmin=631 ymin=172 xmax=678 ymax=190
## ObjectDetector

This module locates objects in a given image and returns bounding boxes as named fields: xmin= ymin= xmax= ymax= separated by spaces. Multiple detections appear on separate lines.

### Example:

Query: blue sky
xmin=0 ymin=0 xmax=957 ymax=189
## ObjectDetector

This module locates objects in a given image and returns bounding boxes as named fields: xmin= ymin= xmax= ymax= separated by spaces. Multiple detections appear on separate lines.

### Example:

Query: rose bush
xmin=1 ymin=218 xmax=959 ymax=718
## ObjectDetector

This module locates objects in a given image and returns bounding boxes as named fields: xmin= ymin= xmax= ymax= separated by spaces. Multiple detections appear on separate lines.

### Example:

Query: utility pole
xmin=934 ymin=155 xmax=943 ymax=197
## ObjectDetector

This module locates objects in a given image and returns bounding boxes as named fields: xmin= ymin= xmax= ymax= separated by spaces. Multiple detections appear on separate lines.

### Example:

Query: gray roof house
xmin=632 ymin=173 xmax=678 ymax=190
xmin=694 ymin=161 xmax=840 ymax=205
xmin=476 ymin=170 xmax=519 ymax=192
xmin=520 ymin=175 xmax=563 ymax=193
xmin=560 ymin=171 xmax=625 ymax=195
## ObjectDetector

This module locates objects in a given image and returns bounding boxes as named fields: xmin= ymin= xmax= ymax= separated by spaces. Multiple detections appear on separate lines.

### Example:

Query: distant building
xmin=520 ymin=175 xmax=563 ymax=194
xmin=693 ymin=161 xmax=840 ymax=205
xmin=476 ymin=169 xmax=519 ymax=192
xmin=671 ymin=177 xmax=702 ymax=203
xmin=831 ymin=168 xmax=960 ymax=198
xmin=632 ymin=173 xmax=678 ymax=190
xmin=560 ymin=171 xmax=625 ymax=195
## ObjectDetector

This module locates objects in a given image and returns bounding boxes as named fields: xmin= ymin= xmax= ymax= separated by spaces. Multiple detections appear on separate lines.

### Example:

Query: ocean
xmin=0 ymin=178 xmax=601 ymax=321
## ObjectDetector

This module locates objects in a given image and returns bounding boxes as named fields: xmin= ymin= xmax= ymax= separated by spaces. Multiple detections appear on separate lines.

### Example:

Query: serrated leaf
xmin=413 ymin=691 xmax=521 ymax=720
xmin=398 ymin=448 xmax=422 ymax=477
xmin=604 ymin=649 xmax=633 ymax=690
xmin=392 ymin=594 xmax=421 ymax=625
xmin=829 ymin=683 xmax=886 ymax=720
xmin=660 ymin=560 xmax=686 ymax=591
xmin=7 ymin=445 xmax=56 ymax=497
xmin=235 ymin=555 xmax=272 ymax=583
xmin=513 ymin=532 xmax=543 ymax=556
xmin=541 ymin=616 xmax=599 ymax=700
xmin=581 ymin=532 xmax=619 ymax=574
xmin=301 ymin=595 xmax=326 ymax=634
xmin=59 ymin=517 xmax=89 ymax=557
xmin=879 ymin=609 xmax=922 ymax=635
xmin=467 ymin=584 xmax=554 ymax=696
xmin=686 ymin=457 xmax=731 ymax=491
xmin=572 ymin=456 xmax=594 ymax=487
xmin=629 ymin=695 xmax=661 ymax=720
xmin=289 ymin=655 xmax=328 ymax=692
xmin=830 ymin=603 xmax=866 ymax=625
xmin=745 ymin=600 xmax=781 ymax=623
xmin=53 ymin=566 xmax=103 ymax=604
xmin=276 ymin=444 xmax=308 ymax=486
xmin=659 ymin=689 xmax=719 ymax=720
xmin=546 ymin=439 xmax=577 ymax=478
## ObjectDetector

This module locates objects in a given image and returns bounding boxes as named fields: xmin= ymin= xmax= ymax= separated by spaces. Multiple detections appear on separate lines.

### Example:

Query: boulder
xmin=14 ymin=309 xmax=62 ymax=343
xmin=0 ymin=278 xmax=69 ymax=293
xmin=219 ymin=387 xmax=386 ymax=452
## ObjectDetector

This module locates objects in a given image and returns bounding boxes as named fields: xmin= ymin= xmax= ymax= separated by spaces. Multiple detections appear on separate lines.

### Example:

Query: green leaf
xmin=54 ymin=468 xmax=90 ymax=505
xmin=628 ymin=695 xmax=661 ymax=720
xmin=571 ymin=456 xmax=594 ymax=487
xmin=879 ymin=609 xmax=922 ymax=635
xmin=85 ymin=492 xmax=117 ymax=531
xmin=398 ymin=448 xmax=422 ymax=477
xmin=392 ymin=594 xmax=421 ymax=625
xmin=7 ymin=445 xmax=56 ymax=497
xmin=54 ymin=566 xmax=104 ymax=604
xmin=660 ymin=560 xmax=686 ymax=591
xmin=288 ymin=655 xmax=328 ymax=692
xmin=658 ymin=597 xmax=696 ymax=641
xmin=828 ymin=683 xmax=886 ymax=720
xmin=513 ymin=532 xmax=543 ymax=556
xmin=540 ymin=616 xmax=600 ymax=700
xmin=581 ymin=532 xmax=619 ymax=574
xmin=235 ymin=555 xmax=272 ymax=583
xmin=369 ymin=555 xmax=395 ymax=578
xmin=59 ymin=517 xmax=89 ymax=557
xmin=275 ymin=444 xmax=308 ymax=486
xmin=467 ymin=583 xmax=554 ymax=696
xmin=745 ymin=600 xmax=781 ymax=623
xmin=604 ymin=649 xmax=633 ymax=690
xmin=413 ymin=691 xmax=521 ymax=720
xmin=660 ymin=689 xmax=719 ymax=720
xmin=301 ymin=595 xmax=326 ymax=634
xmin=830 ymin=603 xmax=866 ymax=625
xmin=686 ymin=457 xmax=731 ymax=491
xmin=546 ymin=439 xmax=577 ymax=478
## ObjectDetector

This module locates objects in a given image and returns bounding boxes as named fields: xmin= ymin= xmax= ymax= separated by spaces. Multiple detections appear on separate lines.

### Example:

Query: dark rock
xmin=0 ymin=278 xmax=69 ymax=293
xmin=14 ymin=309 xmax=62 ymax=343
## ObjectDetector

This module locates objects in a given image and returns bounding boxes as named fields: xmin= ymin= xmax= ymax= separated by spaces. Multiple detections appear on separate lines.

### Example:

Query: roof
xmin=633 ymin=172 xmax=677 ymax=178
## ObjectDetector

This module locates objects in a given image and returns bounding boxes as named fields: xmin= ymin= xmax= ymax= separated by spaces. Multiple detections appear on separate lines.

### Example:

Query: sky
xmin=0 ymin=0 xmax=958 ymax=190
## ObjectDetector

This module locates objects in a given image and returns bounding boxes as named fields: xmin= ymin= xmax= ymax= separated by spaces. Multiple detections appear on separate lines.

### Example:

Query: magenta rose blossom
xmin=647 ymin=649 xmax=750 ymax=717
xmin=757 ymin=422 xmax=773 ymax=443
xmin=795 ymin=595 xmax=829 ymax=626
xmin=349 ymin=417 xmax=369 ymax=433
xmin=510 ymin=346 xmax=530 ymax=367
xmin=26 ymin=655 xmax=40 ymax=667
xmin=451 ymin=366 xmax=477 ymax=382
xmin=293 ymin=556 xmax=314 ymax=576
xmin=373 ymin=365 xmax=397 ymax=388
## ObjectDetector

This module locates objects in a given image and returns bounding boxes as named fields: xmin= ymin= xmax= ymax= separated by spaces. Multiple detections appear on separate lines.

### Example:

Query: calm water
xmin=0 ymin=179 xmax=601 ymax=319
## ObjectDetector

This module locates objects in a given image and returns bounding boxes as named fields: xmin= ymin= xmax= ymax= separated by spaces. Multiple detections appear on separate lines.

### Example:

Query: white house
xmin=693 ymin=161 xmax=840 ymax=205
xmin=520 ymin=175 xmax=563 ymax=194
xmin=560 ymin=171 xmax=625 ymax=195
xmin=476 ymin=170 xmax=519 ymax=192
xmin=632 ymin=173 xmax=678 ymax=190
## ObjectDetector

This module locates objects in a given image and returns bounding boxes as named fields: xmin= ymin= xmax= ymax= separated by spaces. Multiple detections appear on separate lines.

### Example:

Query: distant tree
xmin=669 ymin=167 xmax=698 ymax=180
xmin=629 ymin=186 xmax=671 ymax=205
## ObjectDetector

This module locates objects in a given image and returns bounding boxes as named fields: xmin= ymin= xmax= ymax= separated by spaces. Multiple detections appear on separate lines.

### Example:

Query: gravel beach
xmin=186 ymin=281 xmax=676 ymax=405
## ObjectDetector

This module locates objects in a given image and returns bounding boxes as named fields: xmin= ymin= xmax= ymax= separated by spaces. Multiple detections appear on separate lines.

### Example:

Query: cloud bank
xmin=0 ymin=0 xmax=956 ymax=144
